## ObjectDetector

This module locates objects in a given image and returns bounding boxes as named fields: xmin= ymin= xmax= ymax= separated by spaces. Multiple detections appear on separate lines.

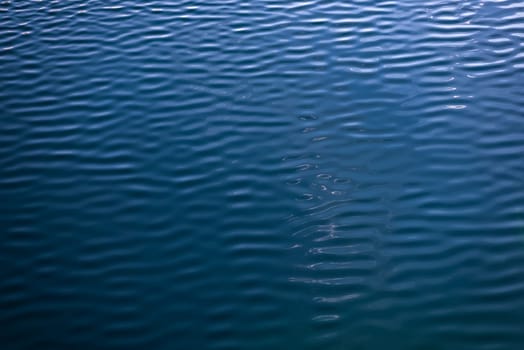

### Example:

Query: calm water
xmin=1 ymin=1 xmax=524 ymax=349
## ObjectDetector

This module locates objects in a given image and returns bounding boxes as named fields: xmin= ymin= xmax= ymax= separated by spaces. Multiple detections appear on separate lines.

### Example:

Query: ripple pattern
xmin=1 ymin=0 xmax=524 ymax=349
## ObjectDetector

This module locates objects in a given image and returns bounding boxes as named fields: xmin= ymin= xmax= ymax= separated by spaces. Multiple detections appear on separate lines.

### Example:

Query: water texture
xmin=1 ymin=0 xmax=524 ymax=349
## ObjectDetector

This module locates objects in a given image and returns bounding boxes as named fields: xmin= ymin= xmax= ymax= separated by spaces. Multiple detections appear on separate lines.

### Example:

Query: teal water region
xmin=1 ymin=1 xmax=524 ymax=349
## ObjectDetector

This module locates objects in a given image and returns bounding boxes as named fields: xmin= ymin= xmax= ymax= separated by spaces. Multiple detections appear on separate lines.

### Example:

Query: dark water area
xmin=1 ymin=1 xmax=524 ymax=349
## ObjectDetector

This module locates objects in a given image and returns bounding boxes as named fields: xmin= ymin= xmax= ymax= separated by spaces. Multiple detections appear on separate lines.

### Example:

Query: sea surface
xmin=1 ymin=1 xmax=524 ymax=349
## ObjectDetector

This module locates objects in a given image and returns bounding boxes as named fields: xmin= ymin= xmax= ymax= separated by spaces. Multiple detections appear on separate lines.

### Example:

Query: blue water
xmin=1 ymin=1 xmax=524 ymax=349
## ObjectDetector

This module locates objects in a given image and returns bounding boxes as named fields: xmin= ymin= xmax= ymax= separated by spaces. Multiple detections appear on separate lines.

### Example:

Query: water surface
xmin=1 ymin=0 xmax=524 ymax=349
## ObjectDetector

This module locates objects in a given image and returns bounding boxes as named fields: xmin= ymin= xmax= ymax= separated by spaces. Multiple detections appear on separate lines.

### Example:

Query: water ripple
xmin=1 ymin=0 xmax=524 ymax=349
